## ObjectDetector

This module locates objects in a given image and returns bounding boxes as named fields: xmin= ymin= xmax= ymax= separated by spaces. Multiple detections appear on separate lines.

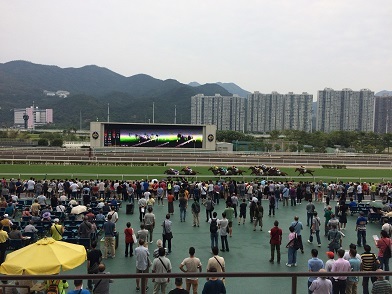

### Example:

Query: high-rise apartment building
xmin=374 ymin=95 xmax=392 ymax=134
xmin=246 ymin=91 xmax=313 ymax=133
xmin=14 ymin=105 xmax=53 ymax=129
xmin=316 ymin=88 xmax=374 ymax=132
xmin=191 ymin=94 xmax=246 ymax=131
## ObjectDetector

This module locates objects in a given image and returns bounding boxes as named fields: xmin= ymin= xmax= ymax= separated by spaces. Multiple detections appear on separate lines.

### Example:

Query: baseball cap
xmin=326 ymin=251 xmax=335 ymax=259
xmin=54 ymin=218 xmax=60 ymax=223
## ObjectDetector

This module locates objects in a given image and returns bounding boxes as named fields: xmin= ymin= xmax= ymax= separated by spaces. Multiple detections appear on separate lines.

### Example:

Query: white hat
xmin=3 ymin=214 xmax=8 ymax=218
xmin=54 ymin=218 xmax=60 ymax=223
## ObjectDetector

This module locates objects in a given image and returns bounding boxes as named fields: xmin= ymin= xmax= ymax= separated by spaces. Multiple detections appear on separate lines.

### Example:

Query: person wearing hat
xmin=0 ymin=215 xmax=12 ymax=232
xmin=325 ymin=251 xmax=335 ymax=273
xmin=50 ymin=218 xmax=64 ymax=241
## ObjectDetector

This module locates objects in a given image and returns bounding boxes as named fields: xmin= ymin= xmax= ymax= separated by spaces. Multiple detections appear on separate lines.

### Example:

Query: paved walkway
xmin=63 ymin=198 xmax=382 ymax=293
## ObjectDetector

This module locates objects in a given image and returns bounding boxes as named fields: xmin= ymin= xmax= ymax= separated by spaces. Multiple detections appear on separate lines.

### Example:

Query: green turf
xmin=0 ymin=164 xmax=391 ymax=182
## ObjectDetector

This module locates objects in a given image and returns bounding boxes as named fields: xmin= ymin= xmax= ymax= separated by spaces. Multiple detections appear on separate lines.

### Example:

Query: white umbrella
xmin=71 ymin=205 xmax=87 ymax=215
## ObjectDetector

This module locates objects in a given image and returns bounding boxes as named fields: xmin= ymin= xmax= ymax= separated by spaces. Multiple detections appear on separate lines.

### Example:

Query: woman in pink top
xmin=376 ymin=230 xmax=392 ymax=274
xmin=286 ymin=226 xmax=298 ymax=267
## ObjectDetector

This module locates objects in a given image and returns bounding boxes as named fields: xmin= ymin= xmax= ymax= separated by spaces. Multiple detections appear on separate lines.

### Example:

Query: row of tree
xmin=217 ymin=130 xmax=392 ymax=153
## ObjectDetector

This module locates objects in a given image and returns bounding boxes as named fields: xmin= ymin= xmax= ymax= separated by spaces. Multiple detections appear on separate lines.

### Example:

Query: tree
xmin=288 ymin=144 xmax=298 ymax=152
xmin=37 ymin=139 xmax=49 ymax=146
xmin=50 ymin=138 xmax=63 ymax=147
xmin=274 ymin=144 xmax=281 ymax=152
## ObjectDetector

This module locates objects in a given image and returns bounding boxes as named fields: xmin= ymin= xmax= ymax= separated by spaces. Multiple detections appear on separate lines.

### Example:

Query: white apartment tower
xmin=191 ymin=94 xmax=246 ymax=131
xmin=246 ymin=91 xmax=313 ymax=133
xmin=316 ymin=88 xmax=374 ymax=132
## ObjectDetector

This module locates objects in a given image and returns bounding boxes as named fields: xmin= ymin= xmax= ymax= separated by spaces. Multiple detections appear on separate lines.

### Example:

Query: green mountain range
xmin=0 ymin=61 xmax=233 ymax=128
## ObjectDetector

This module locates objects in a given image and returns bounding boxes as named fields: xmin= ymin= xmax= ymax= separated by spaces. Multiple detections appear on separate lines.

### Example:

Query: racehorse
xmin=227 ymin=167 xmax=246 ymax=175
xmin=164 ymin=169 xmax=179 ymax=175
xmin=265 ymin=168 xmax=288 ymax=177
xmin=295 ymin=168 xmax=315 ymax=176
xmin=181 ymin=167 xmax=199 ymax=175
xmin=248 ymin=166 xmax=264 ymax=176
xmin=208 ymin=166 xmax=228 ymax=176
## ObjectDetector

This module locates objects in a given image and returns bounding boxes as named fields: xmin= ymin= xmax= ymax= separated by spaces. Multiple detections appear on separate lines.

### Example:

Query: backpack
xmin=292 ymin=234 xmax=300 ymax=250
xmin=383 ymin=239 xmax=392 ymax=259
xmin=47 ymin=280 xmax=59 ymax=294
xmin=210 ymin=219 xmax=218 ymax=233
xmin=193 ymin=202 xmax=200 ymax=213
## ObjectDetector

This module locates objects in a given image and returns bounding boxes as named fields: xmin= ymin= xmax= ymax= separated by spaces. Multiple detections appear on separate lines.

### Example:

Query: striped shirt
xmin=361 ymin=252 xmax=377 ymax=271
xmin=371 ymin=279 xmax=392 ymax=294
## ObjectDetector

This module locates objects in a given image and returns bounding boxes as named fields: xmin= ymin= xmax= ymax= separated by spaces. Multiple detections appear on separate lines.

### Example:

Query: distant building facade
xmin=374 ymin=95 xmax=392 ymax=133
xmin=246 ymin=91 xmax=313 ymax=133
xmin=316 ymin=88 xmax=374 ymax=132
xmin=14 ymin=106 xmax=53 ymax=129
xmin=191 ymin=94 xmax=246 ymax=131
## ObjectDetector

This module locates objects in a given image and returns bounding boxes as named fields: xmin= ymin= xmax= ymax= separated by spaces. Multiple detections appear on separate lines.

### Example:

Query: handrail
xmin=0 ymin=271 xmax=390 ymax=294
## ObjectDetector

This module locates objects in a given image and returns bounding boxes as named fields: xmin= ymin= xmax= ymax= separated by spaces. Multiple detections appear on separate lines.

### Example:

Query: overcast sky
xmin=1 ymin=0 xmax=391 ymax=98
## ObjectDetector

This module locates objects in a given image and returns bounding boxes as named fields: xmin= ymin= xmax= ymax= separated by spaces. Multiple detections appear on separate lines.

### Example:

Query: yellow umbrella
xmin=0 ymin=237 xmax=86 ymax=275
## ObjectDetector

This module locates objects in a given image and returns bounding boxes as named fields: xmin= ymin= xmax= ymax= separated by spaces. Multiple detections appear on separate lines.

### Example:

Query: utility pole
xmin=107 ymin=103 xmax=110 ymax=122
xmin=79 ymin=110 xmax=82 ymax=130
xmin=153 ymin=102 xmax=155 ymax=124
xmin=174 ymin=105 xmax=177 ymax=124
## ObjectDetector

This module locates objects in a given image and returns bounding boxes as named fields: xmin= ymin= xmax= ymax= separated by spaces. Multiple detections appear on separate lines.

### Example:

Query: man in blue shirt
xmin=308 ymin=249 xmax=324 ymax=294
xmin=291 ymin=216 xmax=304 ymax=254
xmin=356 ymin=211 xmax=367 ymax=247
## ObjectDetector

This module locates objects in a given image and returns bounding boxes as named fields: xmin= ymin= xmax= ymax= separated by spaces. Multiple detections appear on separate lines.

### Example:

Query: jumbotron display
xmin=103 ymin=124 xmax=203 ymax=148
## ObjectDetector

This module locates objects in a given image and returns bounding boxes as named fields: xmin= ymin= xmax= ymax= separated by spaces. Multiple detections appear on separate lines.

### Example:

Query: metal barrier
xmin=0 ymin=271 xmax=391 ymax=294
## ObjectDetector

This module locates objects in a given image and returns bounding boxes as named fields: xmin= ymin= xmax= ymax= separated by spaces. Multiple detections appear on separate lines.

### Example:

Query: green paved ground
xmin=59 ymin=197 xmax=382 ymax=293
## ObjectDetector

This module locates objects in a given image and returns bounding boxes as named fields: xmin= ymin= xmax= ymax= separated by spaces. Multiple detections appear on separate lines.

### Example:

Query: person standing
xmin=331 ymin=249 xmax=351 ymax=294
xmin=144 ymin=206 xmax=156 ymax=244
xmin=361 ymin=245 xmax=379 ymax=294
xmin=179 ymin=195 xmax=188 ymax=222
xmin=346 ymin=248 xmax=361 ymax=294
xmin=50 ymin=218 xmax=64 ymax=241
xmin=0 ymin=224 xmax=9 ymax=264
xmin=167 ymin=192 xmax=175 ymax=215
xmin=67 ymin=280 xmax=90 ymax=294
xmin=231 ymin=193 xmax=238 ymax=219
xmin=78 ymin=215 xmax=93 ymax=240
xmin=376 ymin=230 xmax=392 ymax=278
xmin=306 ymin=199 xmax=316 ymax=227
xmin=286 ymin=226 xmax=298 ymax=267
xmin=219 ymin=212 xmax=229 ymax=252
xmin=308 ymin=249 xmax=324 ymax=293
xmin=168 ymin=278 xmax=189 ymax=294
xmin=308 ymin=269 xmax=333 ymax=294
xmin=191 ymin=198 xmax=200 ymax=227
xmin=327 ymin=224 xmax=342 ymax=254
xmin=269 ymin=220 xmax=282 ymax=264
xmin=201 ymin=267 xmax=226 ymax=294
xmin=92 ymin=263 xmax=113 ymax=294
xmin=206 ymin=247 xmax=225 ymax=279
xmin=308 ymin=211 xmax=322 ymax=247
xmin=356 ymin=211 xmax=368 ymax=247
xmin=238 ymin=199 xmax=247 ymax=225
xmin=324 ymin=206 xmax=333 ymax=237
xmin=138 ymin=196 xmax=147 ymax=222
xmin=209 ymin=212 xmax=219 ymax=251
xmin=124 ymin=222 xmax=135 ymax=257
xmin=87 ymin=241 xmax=102 ymax=290
xmin=253 ymin=201 xmax=264 ymax=231
xmin=103 ymin=214 xmax=116 ymax=259
xmin=268 ymin=192 xmax=276 ymax=217
xmin=371 ymin=269 xmax=392 ymax=293
xmin=223 ymin=203 xmax=234 ymax=237
xmin=291 ymin=216 xmax=304 ymax=254
xmin=152 ymin=247 xmax=172 ymax=294
xmin=135 ymin=239 xmax=150 ymax=292
xmin=204 ymin=197 xmax=215 ymax=222
xmin=162 ymin=214 xmax=173 ymax=255
xmin=179 ymin=247 xmax=202 ymax=294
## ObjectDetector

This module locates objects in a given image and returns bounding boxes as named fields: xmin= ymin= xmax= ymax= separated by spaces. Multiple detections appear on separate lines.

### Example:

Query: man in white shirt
xmin=179 ymin=247 xmax=202 ymax=294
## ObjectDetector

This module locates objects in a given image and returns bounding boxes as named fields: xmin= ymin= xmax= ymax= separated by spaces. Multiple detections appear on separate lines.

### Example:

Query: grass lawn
xmin=0 ymin=164 xmax=391 ymax=182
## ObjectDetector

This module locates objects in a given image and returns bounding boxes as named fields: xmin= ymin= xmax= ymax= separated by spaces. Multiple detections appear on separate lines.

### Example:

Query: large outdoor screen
xmin=103 ymin=124 xmax=203 ymax=148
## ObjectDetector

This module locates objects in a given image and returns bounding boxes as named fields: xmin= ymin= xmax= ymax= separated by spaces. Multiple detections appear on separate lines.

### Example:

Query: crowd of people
xmin=0 ymin=176 xmax=392 ymax=293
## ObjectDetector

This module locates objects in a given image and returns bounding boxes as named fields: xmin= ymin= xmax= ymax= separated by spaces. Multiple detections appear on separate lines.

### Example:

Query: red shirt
xmin=270 ymin=226 xmax=282 ymax=245
xmin=124 ymin=227 xmax=134 ymax=244
xmin=167 ymin=194 xmax=174 ymax=203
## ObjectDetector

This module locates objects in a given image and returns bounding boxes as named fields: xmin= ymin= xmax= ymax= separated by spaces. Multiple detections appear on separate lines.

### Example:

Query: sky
xmin=1 ymin=0 xmax=391 ymax=98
